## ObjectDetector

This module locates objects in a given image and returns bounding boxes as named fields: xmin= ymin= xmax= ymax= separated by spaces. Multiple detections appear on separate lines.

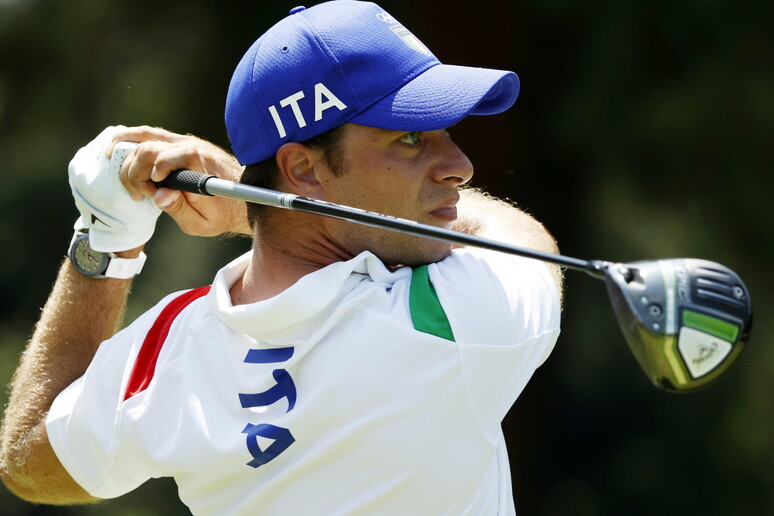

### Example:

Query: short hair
xmin=239 ymin=124 xmax=347 ymax=232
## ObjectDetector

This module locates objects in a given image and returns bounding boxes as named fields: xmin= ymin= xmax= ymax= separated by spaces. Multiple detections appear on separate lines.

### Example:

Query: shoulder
xmin=427 ymin=248 xmax=561 ymax=344
xmin=433 ymin=248 xmax=557 ymax=296
xmin=122 ymin=286 xmax=212 ymax=401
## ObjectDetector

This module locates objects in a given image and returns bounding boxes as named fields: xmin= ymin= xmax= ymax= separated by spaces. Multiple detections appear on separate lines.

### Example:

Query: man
xmin=0 ymin=2 xmax=562 ymax=514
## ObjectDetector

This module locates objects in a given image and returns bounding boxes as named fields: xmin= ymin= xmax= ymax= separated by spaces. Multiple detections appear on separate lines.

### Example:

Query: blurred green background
xmin=0 ymin=0 xmax=771 ymax=514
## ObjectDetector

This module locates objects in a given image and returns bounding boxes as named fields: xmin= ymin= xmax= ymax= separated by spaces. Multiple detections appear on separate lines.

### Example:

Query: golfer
xmin=0 ymin=2 xmax=562 ymax=514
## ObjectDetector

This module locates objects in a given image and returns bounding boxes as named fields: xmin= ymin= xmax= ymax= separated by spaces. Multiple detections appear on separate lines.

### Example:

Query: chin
xmin=376 ymin=242 xmax=453 ymax=268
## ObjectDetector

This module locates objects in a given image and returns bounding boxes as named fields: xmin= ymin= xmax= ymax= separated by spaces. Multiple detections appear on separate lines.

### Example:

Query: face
xmin=317 ymin=123 xmax=474 ymax=266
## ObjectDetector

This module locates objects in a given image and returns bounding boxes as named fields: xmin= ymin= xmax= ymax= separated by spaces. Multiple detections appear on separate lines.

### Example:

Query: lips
xmin=428 ymin=197 xmax=460 ymax=222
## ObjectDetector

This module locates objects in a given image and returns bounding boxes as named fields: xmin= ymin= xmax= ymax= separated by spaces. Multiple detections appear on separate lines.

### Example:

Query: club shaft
xmin=159 ymin=171 xmax=606 ymax=277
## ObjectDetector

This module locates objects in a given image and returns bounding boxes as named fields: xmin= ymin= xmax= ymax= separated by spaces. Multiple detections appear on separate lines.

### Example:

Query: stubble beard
xmin=341 ymin=223 xmax=453 ymax=267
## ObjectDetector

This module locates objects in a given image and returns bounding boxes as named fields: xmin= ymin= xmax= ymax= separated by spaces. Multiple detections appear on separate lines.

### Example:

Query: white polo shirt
xmin=47 ymin=248 xmax=561 ymax=515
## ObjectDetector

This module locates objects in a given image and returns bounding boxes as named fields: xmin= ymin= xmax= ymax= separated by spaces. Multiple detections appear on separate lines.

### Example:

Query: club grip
xmin=154 ymin=170 xmax=214 ymax=196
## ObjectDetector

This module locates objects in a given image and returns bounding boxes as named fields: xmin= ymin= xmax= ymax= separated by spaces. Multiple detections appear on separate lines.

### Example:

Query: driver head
xmin=603 ymin=258 xmax=752 ymax=392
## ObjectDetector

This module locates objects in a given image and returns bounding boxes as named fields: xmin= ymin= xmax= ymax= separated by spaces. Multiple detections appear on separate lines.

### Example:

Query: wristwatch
xmin=68 ymin=231 xmax=147 ymax=279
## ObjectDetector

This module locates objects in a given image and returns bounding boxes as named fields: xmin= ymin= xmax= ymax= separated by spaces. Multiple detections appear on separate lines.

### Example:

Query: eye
xmin=398 ymin=132 xmax=421 ymax=146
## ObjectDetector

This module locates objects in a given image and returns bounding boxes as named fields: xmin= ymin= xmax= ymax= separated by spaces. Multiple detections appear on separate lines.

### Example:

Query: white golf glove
xmin=69 ymin=126 xmax=162 ymax=252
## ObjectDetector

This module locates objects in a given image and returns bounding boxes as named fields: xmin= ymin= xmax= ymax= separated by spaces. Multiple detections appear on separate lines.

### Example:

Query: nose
xmin=429 ymin=131 xmax=474 ymax=185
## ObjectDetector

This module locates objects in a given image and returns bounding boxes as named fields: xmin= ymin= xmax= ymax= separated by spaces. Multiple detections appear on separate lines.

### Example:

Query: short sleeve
xmin=45 ymin=291 xmax=187 ymax=498
xmin=430 ymin=249 xmax=561 ymax=431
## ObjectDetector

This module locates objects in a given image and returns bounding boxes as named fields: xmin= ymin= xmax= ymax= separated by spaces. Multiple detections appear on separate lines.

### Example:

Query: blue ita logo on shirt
xmin=238 ymin=346 xmax=297 ymax=467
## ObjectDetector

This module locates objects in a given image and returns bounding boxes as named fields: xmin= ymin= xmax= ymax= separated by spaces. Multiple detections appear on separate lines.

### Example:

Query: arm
xmin=0 ymin=248 xmax=142 ymax=504
xmin=454 ymin=186 xmax=564 ymax=300
xmin=0 ymin=126 xmax=248 ymax=504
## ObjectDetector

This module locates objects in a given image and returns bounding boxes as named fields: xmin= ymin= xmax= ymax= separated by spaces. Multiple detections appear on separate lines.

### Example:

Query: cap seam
xmin=247 ymin=37 xmax=267 ymax=153
xmin=299 ymin=15 xmax=364 ymax=114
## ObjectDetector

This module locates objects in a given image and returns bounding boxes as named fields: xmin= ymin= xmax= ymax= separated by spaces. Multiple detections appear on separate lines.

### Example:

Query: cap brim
xmin=350 ymin=64 xmax=519 ymax=131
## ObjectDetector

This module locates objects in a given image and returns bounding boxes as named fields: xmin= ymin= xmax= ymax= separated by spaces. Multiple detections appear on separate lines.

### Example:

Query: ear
xmin=275 ymin=142 xmax=325 ymax=197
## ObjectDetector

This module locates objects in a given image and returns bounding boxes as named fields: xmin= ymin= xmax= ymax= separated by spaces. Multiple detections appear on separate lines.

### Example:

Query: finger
xmin=121 ymin=141 xmax=170 ymax=200
xmin=153 ymin=188 xmax=181 ymax=211
xmin=153 ymin=189 xmax=216 ymax=236
xmin=118 ymin=151 xmax=143 ymax=201
xmin=150 ymin=145 xmax=207 ymax=181
xmin=107 ymin=125 xmax=188 ymax=157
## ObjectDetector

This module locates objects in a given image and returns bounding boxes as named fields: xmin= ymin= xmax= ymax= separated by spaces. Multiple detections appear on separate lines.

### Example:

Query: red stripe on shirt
xmin=123 ymin=286 xmax=211 ymax=401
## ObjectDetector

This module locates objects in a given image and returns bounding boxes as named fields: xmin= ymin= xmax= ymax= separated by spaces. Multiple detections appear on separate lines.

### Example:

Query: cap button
xmin=289 ymin=6 xmax=306 ymax=15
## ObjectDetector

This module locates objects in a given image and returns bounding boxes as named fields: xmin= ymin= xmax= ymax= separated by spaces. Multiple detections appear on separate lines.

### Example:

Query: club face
xmin=602 ymin=258 xmax=752 ymax=392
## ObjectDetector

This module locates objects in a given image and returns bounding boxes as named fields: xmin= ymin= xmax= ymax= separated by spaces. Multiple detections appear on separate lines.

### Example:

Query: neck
xmin=229 ymin=213 xmax=354 ymax=305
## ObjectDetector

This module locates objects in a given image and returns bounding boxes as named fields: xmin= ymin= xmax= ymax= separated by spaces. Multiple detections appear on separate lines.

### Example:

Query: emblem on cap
xmin=389 ymin=25 xmax=431 ymax=55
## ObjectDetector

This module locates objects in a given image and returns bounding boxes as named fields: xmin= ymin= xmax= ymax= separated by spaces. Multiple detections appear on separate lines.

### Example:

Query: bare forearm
xmin=0 ymin=253 xmax=138 ymax=503
xmin=455 ymin=187 xmax=564 ymax=296
xmin=455 ymin=187 xmax=557 ymax=251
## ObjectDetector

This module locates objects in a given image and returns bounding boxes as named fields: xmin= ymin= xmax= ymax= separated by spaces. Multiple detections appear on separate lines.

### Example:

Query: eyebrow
xmin=371 ymin=124 xmax=456 ymax=134
xmin=369 ymin=127 xmax=408 ymax=135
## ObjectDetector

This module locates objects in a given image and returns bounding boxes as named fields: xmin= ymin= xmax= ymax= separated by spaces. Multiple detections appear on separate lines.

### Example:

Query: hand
xmin=108 ymin=126 xmax=252 ymax=237
xmin=69 ymin=126 xmax=162 ymax=252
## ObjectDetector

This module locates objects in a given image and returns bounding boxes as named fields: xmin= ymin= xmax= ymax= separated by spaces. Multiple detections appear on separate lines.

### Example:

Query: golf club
xmin=154 ymin=168 xmax=753 ymax=393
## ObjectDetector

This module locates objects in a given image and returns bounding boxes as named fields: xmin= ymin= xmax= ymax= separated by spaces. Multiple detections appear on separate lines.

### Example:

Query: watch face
xmin=71 ymin=236 xmax=108 ymax=276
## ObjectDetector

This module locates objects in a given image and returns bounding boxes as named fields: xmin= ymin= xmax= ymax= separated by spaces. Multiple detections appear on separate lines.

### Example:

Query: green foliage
xmin=0 ymin=0 xmax=771 ymax=514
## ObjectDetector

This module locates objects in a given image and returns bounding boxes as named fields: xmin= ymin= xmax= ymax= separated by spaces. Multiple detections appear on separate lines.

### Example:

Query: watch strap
xmin=103 ymin=252 xmax=147 ymax=279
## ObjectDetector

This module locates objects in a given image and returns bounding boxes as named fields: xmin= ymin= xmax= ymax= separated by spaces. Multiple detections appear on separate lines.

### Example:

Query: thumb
xmin=153 ymin=188 xmax=214 ymax=236
xmin=154 ymin=188 xmax=182 ymax=211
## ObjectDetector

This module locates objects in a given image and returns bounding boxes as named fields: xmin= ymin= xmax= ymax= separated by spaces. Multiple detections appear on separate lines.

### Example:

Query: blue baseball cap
xmin=226 ymin=0 xmax=520 ymax=165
